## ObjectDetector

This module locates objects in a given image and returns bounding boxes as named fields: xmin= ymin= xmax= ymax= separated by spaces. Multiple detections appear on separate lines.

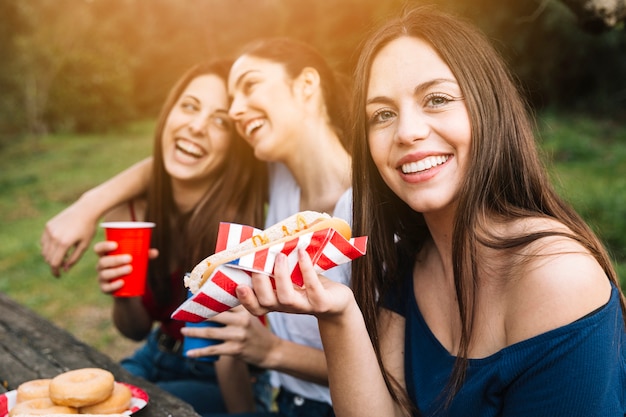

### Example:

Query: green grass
xmin=0 ymin=113 xmax=624 ymax=358
xmin=538 ymin=112 xmax=626 ymax=281
xmin=0 ymin=121 xmax=154 ymax=358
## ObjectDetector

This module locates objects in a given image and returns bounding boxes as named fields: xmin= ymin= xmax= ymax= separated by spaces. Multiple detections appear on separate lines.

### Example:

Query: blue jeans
xmin=207 ymin=388 xmax=335 ymax=417
xmin=122 ymin=329 xmax=272 ymax=415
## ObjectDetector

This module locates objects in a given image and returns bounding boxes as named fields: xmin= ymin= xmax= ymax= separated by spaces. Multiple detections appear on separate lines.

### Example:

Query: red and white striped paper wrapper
xmin=171 ymin=222 xmax=367 ymax=322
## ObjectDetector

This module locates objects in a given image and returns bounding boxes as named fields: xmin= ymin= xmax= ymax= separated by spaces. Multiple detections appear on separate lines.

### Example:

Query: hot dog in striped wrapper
xmin=171 ymin=211 xmax=367 ymax=322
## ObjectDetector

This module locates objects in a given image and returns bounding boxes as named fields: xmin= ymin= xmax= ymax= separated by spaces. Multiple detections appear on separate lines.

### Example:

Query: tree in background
xmin=21 ymin=0 xmax=137 ymax=135
xmin=0 ymin=0 xmax=624 ymax=146
xmin=560 ymin=0 xmax=626 ymax=31
xmin=0 ymin=1 xmax=26 ymax=140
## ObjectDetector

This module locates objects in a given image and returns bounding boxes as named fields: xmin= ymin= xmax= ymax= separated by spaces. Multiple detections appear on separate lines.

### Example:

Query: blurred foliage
xmin=539 ymin=112 xmax=626 ymax=267
xmin=46 ymin=45 xmax=135 ymax=133
xmin=0 ymin=0 xmax=624 ymax=146
xmin=0 ymin=1 xmax=27 ymax=138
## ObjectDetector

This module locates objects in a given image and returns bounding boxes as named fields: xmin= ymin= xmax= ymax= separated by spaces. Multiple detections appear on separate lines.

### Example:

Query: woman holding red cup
xmin=48 ymin=59 xmax=270 ymax=416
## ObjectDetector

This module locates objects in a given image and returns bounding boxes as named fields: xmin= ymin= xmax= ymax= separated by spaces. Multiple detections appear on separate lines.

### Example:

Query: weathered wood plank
xmin=0 ymin=291 xmax=201 ymax=417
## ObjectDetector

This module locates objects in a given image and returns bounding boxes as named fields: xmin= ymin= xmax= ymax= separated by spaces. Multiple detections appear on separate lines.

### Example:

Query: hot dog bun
xmin=185 ymin=211 xmax=351 ymax=293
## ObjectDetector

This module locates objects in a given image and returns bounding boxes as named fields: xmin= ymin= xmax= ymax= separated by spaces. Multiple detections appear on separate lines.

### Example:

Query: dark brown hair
xmin=146 ymin=59 xmax=268 ymax=306
xmin=237 ymin=37 xmax=351 ymax=152
xmin=350 ymin=5 xmax=625 ymax=412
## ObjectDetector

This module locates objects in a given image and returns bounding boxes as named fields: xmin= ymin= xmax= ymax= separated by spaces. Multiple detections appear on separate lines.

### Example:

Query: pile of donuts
xmin=9 ymin=368 xmax=131 ymax=416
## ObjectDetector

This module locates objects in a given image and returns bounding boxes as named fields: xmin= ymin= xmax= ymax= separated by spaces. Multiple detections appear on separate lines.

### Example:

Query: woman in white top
xmin=41 ymin=37 xmax=352 ymax=417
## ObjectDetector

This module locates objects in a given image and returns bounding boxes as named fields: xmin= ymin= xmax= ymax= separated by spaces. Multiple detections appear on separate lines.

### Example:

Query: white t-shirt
xmin=265 ymin=162 xmax=352 ymax=405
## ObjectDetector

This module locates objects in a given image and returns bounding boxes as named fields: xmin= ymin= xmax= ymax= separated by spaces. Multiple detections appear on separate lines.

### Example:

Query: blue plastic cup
xmin=182 ymin=289 xmax=223 ymax=362
xmin=182 ymin=320 xmax=223 ymax=362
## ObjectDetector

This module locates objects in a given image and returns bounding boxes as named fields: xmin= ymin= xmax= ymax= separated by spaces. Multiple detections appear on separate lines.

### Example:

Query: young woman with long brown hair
xmin=237 ymin=7 xmax=626 ymax=417
xmin=44 ymin=59 xmax=270 ymax=416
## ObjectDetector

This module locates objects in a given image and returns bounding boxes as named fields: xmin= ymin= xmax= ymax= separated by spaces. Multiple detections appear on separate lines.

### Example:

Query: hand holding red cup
xmin=100 ymin=221 xmax=155 ymax=297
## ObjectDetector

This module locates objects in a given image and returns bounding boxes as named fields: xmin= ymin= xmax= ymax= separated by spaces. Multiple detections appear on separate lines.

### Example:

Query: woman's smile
xmin=174 ymin=138 xmax=205 ymax=160
xmin=243 ymin=117 xmax=266 ymax=138
xmin=400 ymin=154 xmax=450 ymax=175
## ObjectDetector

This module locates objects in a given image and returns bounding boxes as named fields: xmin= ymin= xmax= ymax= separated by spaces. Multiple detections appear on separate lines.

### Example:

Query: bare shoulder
xmin=502 ymin=217 xmax=612 ymax=346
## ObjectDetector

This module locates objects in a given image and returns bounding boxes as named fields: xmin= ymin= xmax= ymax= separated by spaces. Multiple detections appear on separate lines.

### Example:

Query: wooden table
xmin=0 ymin=291 xmax=201 ymax=417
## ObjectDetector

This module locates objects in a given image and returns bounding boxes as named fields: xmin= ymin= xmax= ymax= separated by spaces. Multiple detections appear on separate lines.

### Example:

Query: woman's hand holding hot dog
xmin=237 ymin=249 xmax=354 ymax=320
xmin=181 ymin=250 xmax=348 ymax=386
xmin=182 ymin=302 xmax=331 ymax=385
xmin=178 ymin=211 xmax=360 ymax=385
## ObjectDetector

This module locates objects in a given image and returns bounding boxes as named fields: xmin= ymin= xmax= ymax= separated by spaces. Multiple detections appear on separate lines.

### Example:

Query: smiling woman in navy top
xmin=235 ymin=5 xmax=626 ymax=417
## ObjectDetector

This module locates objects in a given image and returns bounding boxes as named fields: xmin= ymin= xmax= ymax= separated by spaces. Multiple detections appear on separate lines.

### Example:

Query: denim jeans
xmin=206 ymin=387 xmax=335 ymax=417
xmin=274 ymin=389 xmax=335 ymax=417
xmin=122 ymin=329 xmax=272 ymax=415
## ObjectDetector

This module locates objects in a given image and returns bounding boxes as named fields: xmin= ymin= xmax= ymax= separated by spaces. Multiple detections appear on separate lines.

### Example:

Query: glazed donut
xmin=79 ymin=382 xmax=132 ymax=414
xmin=49 ymin=368 xmax=114 ymax=407
xmin=15 ymin=379 xmax=51 ymax=402
xmin=8 ymin=397 xmax=77 ymax=416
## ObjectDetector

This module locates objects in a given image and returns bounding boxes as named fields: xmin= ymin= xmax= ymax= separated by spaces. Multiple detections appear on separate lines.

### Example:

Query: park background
xmin=0 ymin=0 xmax=625 ymax=360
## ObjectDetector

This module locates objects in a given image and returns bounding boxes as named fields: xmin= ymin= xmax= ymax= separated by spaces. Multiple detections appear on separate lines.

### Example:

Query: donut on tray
xmin=15 ymin=379 xmax=51 ymax=403
xmin=49 ymin=368 xmax=114 ymax=408
xmin=79 ymin=382 xmax=132 ymax=414
xmin=8 ymin=398 xmax=77 ymax=416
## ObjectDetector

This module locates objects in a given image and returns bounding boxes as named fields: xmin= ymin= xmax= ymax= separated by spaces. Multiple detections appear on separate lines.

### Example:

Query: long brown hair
xmin=351 ymin=5 xmax=625 ymax=412
xmin=146 ymin=59 xmax=268 ymax=306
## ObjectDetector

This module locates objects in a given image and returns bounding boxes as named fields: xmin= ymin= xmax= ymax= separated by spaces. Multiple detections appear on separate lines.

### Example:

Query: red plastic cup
xmin=100 ymin=221 xmax=155 ymax=297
